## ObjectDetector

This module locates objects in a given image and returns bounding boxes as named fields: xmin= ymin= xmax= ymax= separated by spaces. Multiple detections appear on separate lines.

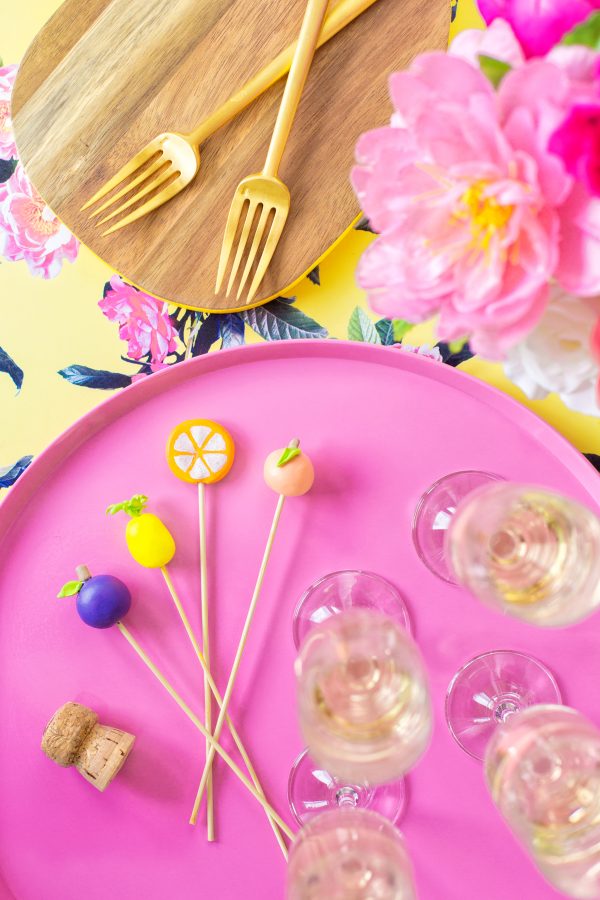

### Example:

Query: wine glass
xmin=415 ymin=477 xmax=600 ymax=627
xmin=290 ymin=573 xmax=415 ymax=826
xmin=447 ymin=482 xmax=600 ymax=627
xmin=413 ymin=470 xmax=502 ymax=582
xmin=286 ymin=808 xmax=417 ymax=899
xmin=288 ymin=747 xmax=407 ymax=828
xmin=445 ymin=649 xmax=562 ymax=760
xmin=292 ymin=570 xmax=411 ymax=651
xmin=294 ymin=606 xmax=432 ymax=785
xmin=485 ymin=705 xmax=600 ymax=898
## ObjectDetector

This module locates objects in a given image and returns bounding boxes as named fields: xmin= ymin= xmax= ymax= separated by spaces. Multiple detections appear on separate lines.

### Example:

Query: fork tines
xmin=215 ymin=181 xmax=289 ymax=304
xmin=80 ymin=143 xmax=182 ymax=236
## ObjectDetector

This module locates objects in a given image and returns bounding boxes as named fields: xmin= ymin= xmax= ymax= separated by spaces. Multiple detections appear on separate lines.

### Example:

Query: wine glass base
xmin=413 ymin=470 xmax=502 ymax=582
xmin=292 ymin=570 xmax=410 ymax=650
xmin=288 ymin=748 xmax=407 ymax=828
xmin=445 ymin=650 xmax=562 ymax=760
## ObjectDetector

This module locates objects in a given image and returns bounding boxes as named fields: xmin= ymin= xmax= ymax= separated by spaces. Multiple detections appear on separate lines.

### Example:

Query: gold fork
xmin=216 ymin=0 xmax=331 ymax=303
xmin=81 ymin=0 xmax=378 ymax=235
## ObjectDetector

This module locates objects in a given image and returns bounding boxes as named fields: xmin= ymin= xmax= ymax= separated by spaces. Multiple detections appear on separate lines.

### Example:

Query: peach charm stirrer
xmin=189 ymin=438 xmax=314 ymax=825
xmin=166 ymin=419 xmax=235 ymax=842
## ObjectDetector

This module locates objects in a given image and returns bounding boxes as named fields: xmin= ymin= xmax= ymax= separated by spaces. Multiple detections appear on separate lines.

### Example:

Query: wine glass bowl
xmin=292 ymin=570 xmax=411 ymax=650
xmin=286 ymin=808 xmax=417 ymax=900
xmin=288 ymin=748 xmax=407 ymax=828
xmin=448 ymin=483 xmax=600 ymax=627
xmin=445 ymin=650 xmax=562 ymax=760
xmin=412 ymin=470 xmax=502 ymax=582
xmin=485 ymin=705 xmax=600 ymax=899
xmin=295 ymin=607 xmax=432 ymax=785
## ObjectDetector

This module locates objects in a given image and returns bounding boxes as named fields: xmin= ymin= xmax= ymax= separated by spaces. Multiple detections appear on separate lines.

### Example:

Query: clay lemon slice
xmin=166 ymin=419 xmax=235 ymax=484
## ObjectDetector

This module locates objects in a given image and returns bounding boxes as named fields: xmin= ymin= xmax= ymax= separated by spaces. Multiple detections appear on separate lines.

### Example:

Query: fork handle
xmin=189 ymin=0 xmax=377 ymax=147
xmin=263 ymin=0 xmax=331 ymax=178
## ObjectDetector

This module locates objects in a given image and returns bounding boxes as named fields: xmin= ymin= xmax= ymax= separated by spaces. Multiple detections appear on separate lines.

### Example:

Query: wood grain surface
xmin=12 ymin=0 xmax=449 ymax=312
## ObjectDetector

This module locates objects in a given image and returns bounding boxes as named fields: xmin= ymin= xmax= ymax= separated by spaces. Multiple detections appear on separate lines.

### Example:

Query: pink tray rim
xmin=2 ymin=340 xmax=599 ymax=545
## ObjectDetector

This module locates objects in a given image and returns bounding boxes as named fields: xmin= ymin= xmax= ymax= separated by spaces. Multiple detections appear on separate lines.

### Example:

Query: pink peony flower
xmin=0 ymin=163 xmax=79 ymax=277
xmin=99 ymin=275 xmax=178 ymax=365
xmin=591 ymin=314 xmax=600 ymax=360
xmin=0 ymin=64 xmax=18 ymax=161
xmin=549 ymin=104 xmax=600 ymax=195
xmin=352 ymin=44 xmax=600 ymax=358
xmin=477 ymin=0 xmax=600 ymax=59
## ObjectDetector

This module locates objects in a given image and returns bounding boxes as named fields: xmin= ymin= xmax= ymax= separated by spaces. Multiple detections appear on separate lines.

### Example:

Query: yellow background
xmin=1 ymin=0 xmax=598 ymax=484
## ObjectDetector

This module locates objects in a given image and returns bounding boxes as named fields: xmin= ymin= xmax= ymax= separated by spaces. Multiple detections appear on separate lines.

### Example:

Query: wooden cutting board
xmin=11 ymin=0 xmax=449 ymax=312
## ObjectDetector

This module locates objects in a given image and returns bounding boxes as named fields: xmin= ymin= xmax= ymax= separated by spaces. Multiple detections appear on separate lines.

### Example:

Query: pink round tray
xmin=1 ymin=340 xmax=599 ymax=900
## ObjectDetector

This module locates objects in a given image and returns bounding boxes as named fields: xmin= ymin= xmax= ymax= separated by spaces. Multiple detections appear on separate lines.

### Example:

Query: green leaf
xmin=392 ymin=319 xmax=414 ymax=342
xmin=277 ymin=447 xmax=301 ymax=467
xmin=106 ymin=494 xmax=148 ymax=517
xmin=57 ymin=580 xmax=83 ymax=598
xmin=348 ymin=307 xmax=380 ymax=344
xmin=478 ymin=54 xmax=512 ymax=88
xmin=562 ymin=11 xmax=600 ymax=49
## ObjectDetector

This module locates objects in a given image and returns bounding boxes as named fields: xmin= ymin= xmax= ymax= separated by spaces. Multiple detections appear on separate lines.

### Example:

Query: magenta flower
xmin=478 ymin=0 xmax=600 ymax=59
xmin=0 ymin=163 xmax=79 ymax=277
xmin=549 ymin=104 xmax=600 ymax=195
xmin=352 ymin=43 xmax=600 ymax=358
xmin=99 ymin=275 xmax=178 ymax=366
xmin=0 ymin=65 xmax=18 ymax=161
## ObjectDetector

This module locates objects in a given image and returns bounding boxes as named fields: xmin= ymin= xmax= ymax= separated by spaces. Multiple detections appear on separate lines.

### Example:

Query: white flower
xmin=394 ymin=343 xmax=443 ymax=362
xmin=504 ymin=288 xmax=600 ymax=416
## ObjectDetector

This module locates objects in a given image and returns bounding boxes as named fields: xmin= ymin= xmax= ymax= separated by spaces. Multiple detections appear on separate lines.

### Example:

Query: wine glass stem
xmin=336 ymin=786 xmax=360 ymax=809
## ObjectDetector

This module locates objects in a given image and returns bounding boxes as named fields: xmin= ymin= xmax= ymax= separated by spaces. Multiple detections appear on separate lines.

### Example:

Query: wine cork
xmin=42 ymin=702 xmax=135 ymax=791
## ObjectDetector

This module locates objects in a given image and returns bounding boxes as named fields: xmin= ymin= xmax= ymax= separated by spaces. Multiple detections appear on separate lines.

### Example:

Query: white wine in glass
xmin=287 ymin=808 xmax=417 ymax=899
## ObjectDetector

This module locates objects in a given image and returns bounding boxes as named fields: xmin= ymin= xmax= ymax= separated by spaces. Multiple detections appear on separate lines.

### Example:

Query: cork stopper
xmin=41 ymin=702 xmax=98 ymax=767
xmin=41 ymin=702 xmax=135 ymax=791
xmin=75 ymin=565 xmax=92 ymax=582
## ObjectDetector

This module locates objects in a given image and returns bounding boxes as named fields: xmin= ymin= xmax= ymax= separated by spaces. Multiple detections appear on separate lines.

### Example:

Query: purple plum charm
xmin=58 ymin=565 xmax=131 ymax=628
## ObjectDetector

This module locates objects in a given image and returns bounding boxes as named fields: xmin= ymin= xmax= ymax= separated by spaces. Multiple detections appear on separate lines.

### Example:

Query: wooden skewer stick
xmin=189 ymin=492 xmax=286 ymax=825
xmin=198 ymin=481 xmax=215 ymax=842
xmin=115 ymin=621 xmax=293 ymax=844
xmin=159 ymin=566 xmax=288 ymax=857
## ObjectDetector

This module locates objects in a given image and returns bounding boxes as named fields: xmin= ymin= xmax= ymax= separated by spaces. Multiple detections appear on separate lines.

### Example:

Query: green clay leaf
xmin=277 ymin=447 xmax=301 ymax=467
xmin=561 ymin=11 xmax=600 ymax=49
xmin=478 ymin=54 xmax=512 ymax=88
xmin=57 ymin=580 xmax=84 ymax=598
xmin=106 ymin=494 xmax=148 ymax=517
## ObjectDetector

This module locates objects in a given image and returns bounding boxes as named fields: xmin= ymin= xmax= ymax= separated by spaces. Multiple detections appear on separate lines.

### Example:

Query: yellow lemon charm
xmin=166 ymin=419 xmax=235 ymax=485
xmin=106 ymin=494 xmax=175 ymax=568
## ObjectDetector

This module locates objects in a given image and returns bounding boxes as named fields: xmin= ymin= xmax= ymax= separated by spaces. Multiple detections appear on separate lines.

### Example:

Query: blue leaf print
xmin=190 ymin=314 xmax=220 ymax=356
xmin=58 ymin=365 xmax=132 ymax=389
xmin=0 ymin=158 xmax=17 ymax=184
xmin=0 ymin=455 xmax=33 ymax=489
xmin=242 ymin=299 xmax=328 ymax=341
xmin=0 ymin=346 xmax=24 ymax=392
xmin=585 ymin=454 xmax=600 ymax=474
xmin=307 ymin=266 xmax=320 ymax=286
xmin=374 ymin=319 xmax=395 ymax=346
xmin=355 ymin=216 xmax=375 ymax=233
xmin=220 ymin=314 xmax=246 ymax=349
xmin=436 ymin=341 xmax=474 ymax=367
